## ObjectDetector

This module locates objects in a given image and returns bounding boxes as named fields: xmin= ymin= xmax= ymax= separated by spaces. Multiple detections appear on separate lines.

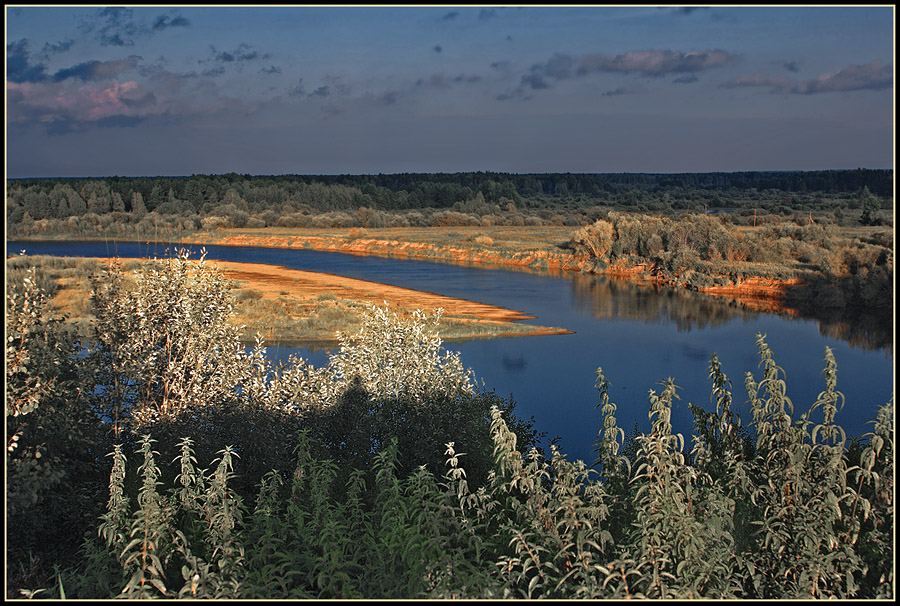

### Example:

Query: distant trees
xmin=6 ymin=170 xmax=893 ymax=231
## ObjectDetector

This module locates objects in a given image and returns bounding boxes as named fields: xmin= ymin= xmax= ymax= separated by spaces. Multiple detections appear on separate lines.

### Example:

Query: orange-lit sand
xmin=208 ymin=259 xmax=572 ymax=338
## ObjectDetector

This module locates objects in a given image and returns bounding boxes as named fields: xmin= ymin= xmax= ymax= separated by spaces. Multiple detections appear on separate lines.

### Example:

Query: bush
xmin=6 ymin=263 xmax=109 ymax=596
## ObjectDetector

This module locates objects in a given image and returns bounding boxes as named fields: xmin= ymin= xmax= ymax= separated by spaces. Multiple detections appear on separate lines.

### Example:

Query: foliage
xmin=88 ymin=248 xmax=253 ymax=434
xmin=6 ymin=259 xmax=109 ymax=596
xmin=6 ymin=170 xmax=892 ymax=242
xmin=42 ymin=336 xmax=895 ymax=600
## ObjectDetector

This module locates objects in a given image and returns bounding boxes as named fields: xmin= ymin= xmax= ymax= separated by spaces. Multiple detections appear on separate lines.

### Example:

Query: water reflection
xmin=569 ymin=274 xmax=760 ymax=332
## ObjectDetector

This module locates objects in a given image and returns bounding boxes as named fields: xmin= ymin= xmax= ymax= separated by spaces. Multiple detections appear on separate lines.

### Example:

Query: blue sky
xmin=5 ymin=5 xmax=894 ymax=178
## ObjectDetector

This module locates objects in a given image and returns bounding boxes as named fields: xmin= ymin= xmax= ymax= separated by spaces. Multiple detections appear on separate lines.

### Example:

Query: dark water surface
xmin=8 ymin=240 xmax=894 ymax=465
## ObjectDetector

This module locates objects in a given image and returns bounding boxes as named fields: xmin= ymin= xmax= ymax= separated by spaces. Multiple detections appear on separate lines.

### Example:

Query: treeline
xmin=5 ymin=249 xmax=894 ymax=599
xmin=6 ymin=169 xmax=893 ymax=229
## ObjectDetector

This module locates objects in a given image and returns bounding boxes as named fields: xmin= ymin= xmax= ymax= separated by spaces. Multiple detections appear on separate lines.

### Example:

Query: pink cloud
xmin=85 ymin=81 xmax=139 ymax=118
xmin=721 ymin=60 xmax=892 ymax=95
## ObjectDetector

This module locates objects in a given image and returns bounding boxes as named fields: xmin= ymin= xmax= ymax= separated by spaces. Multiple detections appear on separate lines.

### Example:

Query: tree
xmin=67 ymin=189 xmax=87 ymax=216
xmin=858 ymin=187 xmax=881 ymax=226
xmin=89 ymin=249 xmax=252 ymax=434
xmin=131 ymin=191 xmax=147 ymax=216
xmin=111 ymin=192 xmax=126 ymax=213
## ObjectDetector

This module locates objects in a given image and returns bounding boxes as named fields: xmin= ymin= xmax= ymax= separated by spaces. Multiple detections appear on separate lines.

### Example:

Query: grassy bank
xmin=5 ymin=254 xmax=569 ymax=344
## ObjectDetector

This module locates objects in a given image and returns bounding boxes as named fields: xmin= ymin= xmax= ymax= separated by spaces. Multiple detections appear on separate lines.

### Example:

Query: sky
xmin=5 ymin=4 xmax=895 ymax=178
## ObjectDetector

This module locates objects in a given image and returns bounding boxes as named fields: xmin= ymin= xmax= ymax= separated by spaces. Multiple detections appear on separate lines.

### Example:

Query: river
xmin=8 ymin=239 xmax=894 ymax=465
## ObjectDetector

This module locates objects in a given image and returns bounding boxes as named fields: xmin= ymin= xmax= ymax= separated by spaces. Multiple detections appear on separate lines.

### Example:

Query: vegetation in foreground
xmin=6 ymin=248 xmax=894 ymax=599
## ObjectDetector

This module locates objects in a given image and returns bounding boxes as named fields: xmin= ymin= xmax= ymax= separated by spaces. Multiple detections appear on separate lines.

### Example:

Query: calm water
xmin=8 ymin=240 xmax=894 ymax=464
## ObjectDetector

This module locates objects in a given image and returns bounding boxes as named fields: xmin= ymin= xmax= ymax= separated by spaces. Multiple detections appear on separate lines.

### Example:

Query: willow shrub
xmin=49 ymin=334 xmax=892 ymax=599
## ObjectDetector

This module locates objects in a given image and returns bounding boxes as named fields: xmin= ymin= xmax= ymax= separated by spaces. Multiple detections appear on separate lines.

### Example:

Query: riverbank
xmin=177 ymin=227 xmax=807 ymax=316
xmin=5 ymin=254 xmax=571 ymax=344
xmin=211 ymin=259 xmax=572 ymax=343
xmin=10 ymin=222 xmax=892 ymax=328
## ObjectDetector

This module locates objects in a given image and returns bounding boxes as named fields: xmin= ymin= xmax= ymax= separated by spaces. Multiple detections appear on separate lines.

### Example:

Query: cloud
xmin=782 ymin=61 xmax=799 ymax=73
xmin=7 ymin=39 xmax=48 ymax=83
xmin=453 ymin=74 xmax=481 ymax=84
xmin=79 ymin=8 xmax=190 ymax=47
xmin=288 ymin=78 xmax=306 ymax=97
xmin=522 ymin=49 xmax=734 ymax=90
xmin=434 ymin=45 xmax=443 ymax=53
xmin=260 ymin=65 xmax=281 ymax=75
xmin=602 ymin=85 xmax=645 ymax=97
xmin=202 ymin=66 xmax=226 ymax=78
xmin=537 ymin=53 xmax=577 ymax=80
xmin=52 ymin=56 xmax=142 ymax=82
xmin=576 ymin=49 xmax=733 ymax=76
xmin=374 ymin=90 xmax=399 ymax=106
xmin=479 ymin=9 xmax=497 ymax=20
xmin=442 ymin=11 xmax=459 ymax=20
xmin=152 ymin=13 xmax=190 ymax=31
xmin=803 ymin=61 xmax=892 ymax=93
xmin=414 ymin=73 xmax=482 ymax=90
xmin=672 ymin=74 xmax=699 ymax=84
xmin=495 ymin=88 xmax=533 ymax=102
xmin=416 ymin=74 xmax=450 ymax=89
xmin=670 ymin=7 xmax=709 ymax=16
xmin=521 ymin=73 xmax=550 ymax=90
xmin=311 ymin=86 xmax=330 ymax=97
xmin=83 ymin=7 xmax=142 ymax=47
xmin=320 ymin=75 xmax=351 ymax=97
xmin=8 ymin=79 xmax=155 ymax=126
xmin=211 ymin=42 xmax=262 ymax=63
xmin=7 ymin=60 xmax=262 ymax=134
xmin=722 ymin=60 xmax=892 ymax=94
xmin=41 ymin=39 xmax=75 ymax=57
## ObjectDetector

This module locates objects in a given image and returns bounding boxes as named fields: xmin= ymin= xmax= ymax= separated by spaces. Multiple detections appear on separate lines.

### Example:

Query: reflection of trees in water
xmin=571 ymin=274 xmax=892 ymax=353
xmin=570 ymin=274 xmax=755 ymax=332
xmin=805 ymin=309 xmax=893 ymax=354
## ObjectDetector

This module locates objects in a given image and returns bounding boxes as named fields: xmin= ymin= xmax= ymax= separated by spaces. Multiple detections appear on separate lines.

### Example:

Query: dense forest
xmin=5 ymin=247 xmax=895 ymax=599
xmin=6 ymin=170 xmax=893 ymax=235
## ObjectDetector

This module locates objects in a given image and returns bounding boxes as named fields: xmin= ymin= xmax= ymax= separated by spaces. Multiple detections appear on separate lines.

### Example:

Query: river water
xmin=8 ymin=239 xmax=894 ymax=464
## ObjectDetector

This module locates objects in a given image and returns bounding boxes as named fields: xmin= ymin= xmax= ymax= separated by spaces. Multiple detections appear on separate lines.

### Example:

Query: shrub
xmin=6 ymin=262 xmax=109 ymax=595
